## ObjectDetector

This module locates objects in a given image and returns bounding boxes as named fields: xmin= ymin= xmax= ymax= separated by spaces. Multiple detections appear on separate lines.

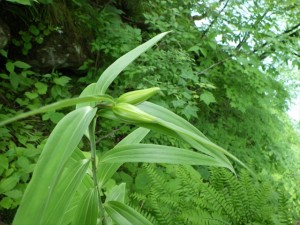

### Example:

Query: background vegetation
xmin=0 ymin=0 xmax=299 ymax=224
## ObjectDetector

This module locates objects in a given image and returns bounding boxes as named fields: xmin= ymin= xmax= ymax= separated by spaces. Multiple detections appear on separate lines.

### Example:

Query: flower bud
xmin=117 ymin=87 xmax=160 ymax=105
xmin=113 ymin=103 xmax=156 ymax=123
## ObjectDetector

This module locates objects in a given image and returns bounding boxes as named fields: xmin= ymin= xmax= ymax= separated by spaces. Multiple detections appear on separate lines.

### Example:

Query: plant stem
xmin=89 ymin=117 xmax=107 ymax=225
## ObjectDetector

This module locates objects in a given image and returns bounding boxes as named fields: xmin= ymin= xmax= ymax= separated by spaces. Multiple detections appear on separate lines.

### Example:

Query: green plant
xmin=1 ymin=32 xmax=247 ymax=225
xmin=12 ymin=23 xmax=55 ymax=55
xmin=0 ymin=54 xmax=73 ymax=212
xmin=130 ymin=165 xmax=295 ymax=225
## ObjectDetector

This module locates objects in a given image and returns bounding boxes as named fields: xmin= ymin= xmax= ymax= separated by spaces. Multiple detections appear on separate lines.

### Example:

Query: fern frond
xmin=182 ymin=210 xmax=230 ymax=225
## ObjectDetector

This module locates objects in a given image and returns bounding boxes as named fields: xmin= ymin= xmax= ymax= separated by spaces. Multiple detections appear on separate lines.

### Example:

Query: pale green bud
xmin=113 ymin=103 xmax=156 ymax=123
xmin=117 ymin=87 xmax=160 ymax=105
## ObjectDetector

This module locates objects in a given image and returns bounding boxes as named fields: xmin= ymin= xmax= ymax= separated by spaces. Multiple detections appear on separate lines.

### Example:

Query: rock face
xmin=0 ymin=19 xmax=10 ymax=49
xmin=26 ymin=30 xmax=90 ymax=71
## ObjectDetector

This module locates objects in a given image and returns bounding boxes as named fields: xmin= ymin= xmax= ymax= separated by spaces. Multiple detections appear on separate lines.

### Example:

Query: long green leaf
xmin=137 ymin=102 xmax=245 ymax=171
xmin=97 ymin=127 xmax=149 ymax=187
xmin=0 ymin=95 xmax=112 ymax=127
xmin=99 ymin=144 xmax=227 ymax=167
xmin=72 ymin=188 xmax=99 ymax=225
xmin=104 ymin=201 xmax=153 ymax=225
xmin=13 ymin=106 xmax=97 ymax=225
xmin=138 ymin=101 xmax=208 ymax=139
xmin=43 ymin=159 xmax=91 ymax=225
xmin=94 ymin=32 xmax=170 ymax=95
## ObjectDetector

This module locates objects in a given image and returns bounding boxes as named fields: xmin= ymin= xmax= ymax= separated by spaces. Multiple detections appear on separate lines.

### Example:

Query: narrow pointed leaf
xmin=104 ymin=201 xmax=153 ymax=225
xmin=97 ymin=128 xmax=150 ymax=187
xmin=137 ymin=102 xmax=249 ymax=171
xmin=99 ymin=144 xmax=226 ymax=167
xmin=13 ymin=107 xmax=97 ymax=225
xmin=0 ymin=95 xmax=111 ymax=127
xmin=94 ymin=32 xmax=170 ymax=95
xmin=138 ymin=101 xmax=208 ymax=139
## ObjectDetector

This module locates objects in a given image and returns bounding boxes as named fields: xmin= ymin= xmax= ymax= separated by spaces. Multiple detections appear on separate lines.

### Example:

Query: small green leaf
xmin=182 ymin=105 xmax=198 ymax=120
xmin=35 ymin=36 xmax=44 ymax=44
xmin=14 ymin=61 xmax=31 ymax=69
xmin=0 ymin=175 xmax=19 ymax=193
xmin=16 ymin=156 xmax=30 ymax=170
xmin=35 ymin=82 xmax=48 ymax=94
xmin=4 ymin=189 xmax=23 ymax=199
xmin=0 ymin=49 xmax=8 ymax=58
xmin=6 ymin=62 xmax=14 ymax=73
xmin=54 ymin=76 xmax=71 ymax=86
xmin=0 ymin=197 xmax=13 ymax=209
xmin=29 ymin=25 xmax=40 ymax=36
xmin=49 ymin=112 xmax=65 ymax=124
xmin=188 ymin=45 xmax=200 ymax=55
xmin=199 ymin=47 xmax=207 ymax=57
xmin=25 ymin=91 xmax=38 ymax=100
xmin=10 ymin=72 xmax=19 ymax=89
xmin=0 ymin=155 xmax=9 ymax=170
xmin=200 ymin=91 xmax=216 ymax=105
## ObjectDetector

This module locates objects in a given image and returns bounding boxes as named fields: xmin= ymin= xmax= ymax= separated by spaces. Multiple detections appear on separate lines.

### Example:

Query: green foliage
xmin=12 ymin=23 xmax=55 ymax=55
xmin=0 ymin=51 xmax=73 ymax=211
xmin=130 ymin=164 xmax=295 ymax=225
xmin=91 ymin=6 xmax=142 ymax=59
xmin=1 ymin=32 xmax=242 ymax=225
xmin=1 ymin=0 xmax=300 ymax=222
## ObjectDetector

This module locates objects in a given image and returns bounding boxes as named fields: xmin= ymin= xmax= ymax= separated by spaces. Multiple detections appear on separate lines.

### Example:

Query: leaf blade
xmin=0 ymin=95 xmax=112 ymax=127
xmin=13 ymin=107 xmax=96 ymax=225
xmin=94 ymin=32 xmax=170 ymax=94
xmin=99 ymin=144 xmax=226 ymax=167
xmin=104 ymin=201 xmax=153 ymax=225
